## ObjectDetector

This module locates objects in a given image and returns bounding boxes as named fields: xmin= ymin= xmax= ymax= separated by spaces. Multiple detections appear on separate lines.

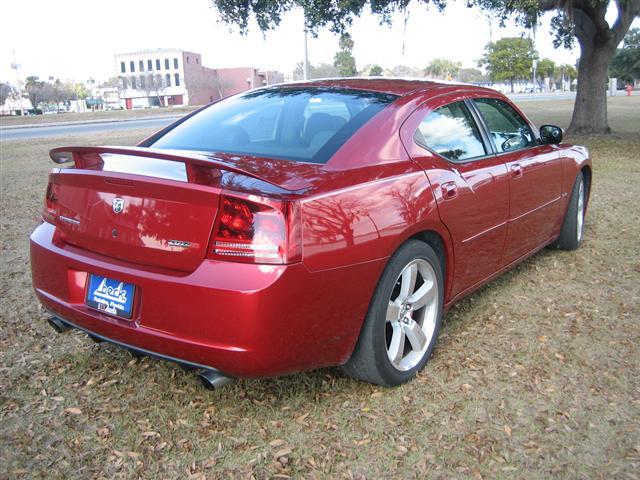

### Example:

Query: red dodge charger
xmin=30 ymin=79 xmax=591 ymax=388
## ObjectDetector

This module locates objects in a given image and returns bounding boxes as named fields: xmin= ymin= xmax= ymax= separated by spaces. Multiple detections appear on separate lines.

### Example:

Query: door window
xmin=414 ymin=101 xmax=487 ymax=162
xmin=473 ymin=98 xmax=536 ymax=153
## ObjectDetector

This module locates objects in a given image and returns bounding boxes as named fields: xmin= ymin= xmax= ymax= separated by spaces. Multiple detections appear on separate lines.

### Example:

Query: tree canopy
xmin=211 ymin=0 xmax=640 ymax=133
xmin=479 ymin=37 xmax=537 ymax=91
xmin=610 ymin=28 xmax=640 ymax=82
xmin=334 ymin=33 xmax=358 ymax=76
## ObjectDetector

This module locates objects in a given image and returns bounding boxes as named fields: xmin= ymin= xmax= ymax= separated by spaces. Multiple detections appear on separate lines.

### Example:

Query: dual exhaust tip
xmin=47 ymin=314 xmax=233 ymax=389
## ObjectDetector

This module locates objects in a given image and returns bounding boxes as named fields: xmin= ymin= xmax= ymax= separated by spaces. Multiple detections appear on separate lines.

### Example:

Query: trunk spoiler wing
xmin=49 ymin=146 xmax=310 ymax=192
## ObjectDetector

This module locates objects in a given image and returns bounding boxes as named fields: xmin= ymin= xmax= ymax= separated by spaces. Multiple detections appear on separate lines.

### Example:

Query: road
xmin=3 ymin=91 xmax=627 ymax=141
xmin=0 ymin=116 xmax=179 ymax=141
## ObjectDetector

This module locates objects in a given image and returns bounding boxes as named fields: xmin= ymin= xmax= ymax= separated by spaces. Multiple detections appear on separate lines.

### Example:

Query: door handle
xmin=510 ymin=163 xmax=523 ymax=178
xmin=441 ymin=181 xmax=458 ymax=200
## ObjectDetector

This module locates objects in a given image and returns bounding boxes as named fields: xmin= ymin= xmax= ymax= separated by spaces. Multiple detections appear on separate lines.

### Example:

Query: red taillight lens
xmin=208 ymin=195 xmax=301 ymax=264
xmin=43 ymin=179 xmax=59 ymax=223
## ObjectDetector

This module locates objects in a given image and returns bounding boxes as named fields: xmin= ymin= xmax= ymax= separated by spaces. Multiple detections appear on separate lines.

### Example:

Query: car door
xmin=400 ymin=92 xmax=509 ymax=298
xmin=470 ymin=97 xmax=563 ymax=265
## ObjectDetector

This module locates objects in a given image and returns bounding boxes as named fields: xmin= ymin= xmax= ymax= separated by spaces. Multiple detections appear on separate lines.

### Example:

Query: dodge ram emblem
xmin=112 ymin=198 xmax=124 ymax=214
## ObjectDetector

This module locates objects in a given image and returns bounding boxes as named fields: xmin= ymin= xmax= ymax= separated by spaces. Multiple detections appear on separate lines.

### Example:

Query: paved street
xmin=0 ymin=116 xmax=180 ymax=141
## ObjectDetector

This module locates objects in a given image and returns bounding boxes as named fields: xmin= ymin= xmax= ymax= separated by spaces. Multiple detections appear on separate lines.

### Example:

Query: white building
xmin=114 ymin=48 xmax=219 ymax=109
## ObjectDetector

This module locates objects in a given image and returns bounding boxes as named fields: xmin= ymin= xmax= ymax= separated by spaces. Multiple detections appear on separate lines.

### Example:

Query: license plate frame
xmin=85 ymin=274 xmax=136 ymax=319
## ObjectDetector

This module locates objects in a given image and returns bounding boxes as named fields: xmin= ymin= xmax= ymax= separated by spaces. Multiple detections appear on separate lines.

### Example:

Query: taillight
xmin=43 ymin=177 xmax=59 ymax=224
xmin=207 ymin=194 xmax=301 ymax=264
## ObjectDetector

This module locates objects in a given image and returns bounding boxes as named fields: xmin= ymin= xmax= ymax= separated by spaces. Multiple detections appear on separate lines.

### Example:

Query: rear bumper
xmin=30 ymin=221 xmax=385 ymax=377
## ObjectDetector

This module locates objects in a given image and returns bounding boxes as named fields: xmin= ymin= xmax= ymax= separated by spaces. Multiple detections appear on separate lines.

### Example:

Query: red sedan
xmin=30 ymin=79 xmax=591 ymax=388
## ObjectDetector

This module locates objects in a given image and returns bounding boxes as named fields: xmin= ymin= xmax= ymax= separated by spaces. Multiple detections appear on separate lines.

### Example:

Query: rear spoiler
xmin=49 ymin=146 xmax=309 ymax=192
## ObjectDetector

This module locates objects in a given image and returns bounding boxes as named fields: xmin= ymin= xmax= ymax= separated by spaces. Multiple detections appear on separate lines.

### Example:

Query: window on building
xmin=196 ymin=57 xmax=199 ymax=64
xmin=130 ymin=61 xmax=135 ymax=73
xmin=165 ymin=58 xmax=170 ymax=70
xmin=173 ymin=58 xmax=178 ymax=69
xmin=139 ymin=60 xmax=144 ymax=71
xmin=174 ymin=74 xmax=180 ymax=86
xmin=120 ymin=62 xmax=126 ymax=73
xmin=120 ymin=76 xmax=127 ymax=89
xmin=131 ymin=76 xmax=137 ymax=89
xmin=186 ymin=56 xmax=190 ymax=63
xmin=140 ymin=75 xmax=145 ymax=89
xmin=156 ymin=59 xmax=161 ymax=70
xmin=165 ymin=73 xmax=171 ymax=87
xmin=148 ymin=59 xmax=153 ymax=70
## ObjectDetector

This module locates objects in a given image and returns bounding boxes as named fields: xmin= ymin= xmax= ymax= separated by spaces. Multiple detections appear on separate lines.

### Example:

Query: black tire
xmin=342 ymin=240 xmax=444 ymax=387
xmin=554 ymin=172 xmax=586 ymax=251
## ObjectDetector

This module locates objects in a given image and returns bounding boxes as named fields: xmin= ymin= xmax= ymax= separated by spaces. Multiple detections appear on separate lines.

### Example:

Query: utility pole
xmin=303 ymin=28 xmax=309 ymax=80
xmin=10 ymin=49 xmax=24 ymax=116
xmin=531 ymin=59 xmax=538 ymax=96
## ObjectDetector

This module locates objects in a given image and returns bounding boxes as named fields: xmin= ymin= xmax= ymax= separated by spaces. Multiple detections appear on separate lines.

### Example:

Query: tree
xmin=610 ymin=28 xmax=640 ymax=82
xmin=387 ymin=65 xmax=424 ymax=77
xmin=369 ymin=64 xmax=383 ymax=76
xmin=25 ymin=76 xmax=48 ymax=112
xmin=424 ymin=58 xmax=462 ymax=80
xmin=294 ymin=62 xmax=339 ymax=79
xmin=458 ymin=68 xmax=486 ymax=83
xmin=334 ymin=33 xmax=357 ymax=76
xmin=211 ymin=0 xmax=640 ymax=134
xmin=479 ymin=37 xmax=537 ymax=92
xmin=0 ymin=82 xmax=14 ymax=106
xmin=537 ymin=58 xmax=556 ymax=79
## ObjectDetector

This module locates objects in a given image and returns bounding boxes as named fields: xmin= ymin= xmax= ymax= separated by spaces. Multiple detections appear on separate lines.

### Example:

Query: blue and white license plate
xmin=85 ymin=274 xmax=135 ymax=319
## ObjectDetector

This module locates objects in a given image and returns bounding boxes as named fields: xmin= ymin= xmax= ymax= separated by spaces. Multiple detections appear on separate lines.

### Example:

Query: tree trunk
xmin=568 ymin=43 xmax=616 ymax=134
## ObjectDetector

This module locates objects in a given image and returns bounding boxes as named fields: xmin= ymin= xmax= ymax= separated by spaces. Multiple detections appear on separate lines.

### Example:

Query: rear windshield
xmin=150 ymin=87 xmax=398 ymax=164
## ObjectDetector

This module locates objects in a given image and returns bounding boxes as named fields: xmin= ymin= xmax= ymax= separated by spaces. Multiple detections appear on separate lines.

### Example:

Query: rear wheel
xmin=343 ymin=240 xmax=444 ymax=386
xmin=554 ymin=172 xmax=586 ymax=250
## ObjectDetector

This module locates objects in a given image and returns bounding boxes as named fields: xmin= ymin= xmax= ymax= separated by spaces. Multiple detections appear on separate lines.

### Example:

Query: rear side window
xmin=414 ymin=101 xmax=486 ymax=161
xmin=151 ymin=87 xmax=397 ymax=164
xmin=473 ymin=98 xmax=536 ymax=152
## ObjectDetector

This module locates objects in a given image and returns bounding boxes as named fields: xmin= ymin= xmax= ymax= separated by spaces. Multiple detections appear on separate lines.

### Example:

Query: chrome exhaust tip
xmin=199 ymin=369 xmax=233 ymax=389
xmin=47 ymin=316 xmax=71 ymax=333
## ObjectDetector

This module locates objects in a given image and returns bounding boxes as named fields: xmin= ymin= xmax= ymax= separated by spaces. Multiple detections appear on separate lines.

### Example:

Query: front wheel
xmin=343 ymin=240 xmax=444 ymax=387
xmin=554 ymin=172 xmax=586 ymax=250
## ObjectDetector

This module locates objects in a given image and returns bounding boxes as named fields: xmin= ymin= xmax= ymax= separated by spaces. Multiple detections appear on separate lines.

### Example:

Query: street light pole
xmin=10 ymin=49 xmax=24 ymax=116
xmin=303 ymin=28 xmax=309 ymax=80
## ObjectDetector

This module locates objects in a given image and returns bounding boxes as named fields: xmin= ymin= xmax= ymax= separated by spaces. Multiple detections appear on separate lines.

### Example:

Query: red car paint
xmin=30 ymin=79 xmax=591 ymax=378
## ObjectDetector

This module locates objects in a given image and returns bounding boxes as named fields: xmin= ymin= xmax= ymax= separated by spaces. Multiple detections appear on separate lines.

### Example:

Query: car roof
xmin=278 ymin=77 xmax=491 ymax=97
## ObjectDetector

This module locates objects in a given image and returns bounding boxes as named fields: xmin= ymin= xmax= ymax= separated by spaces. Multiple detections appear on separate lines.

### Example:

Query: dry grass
xmin=1 ymin=98 xmax=639 ymax=479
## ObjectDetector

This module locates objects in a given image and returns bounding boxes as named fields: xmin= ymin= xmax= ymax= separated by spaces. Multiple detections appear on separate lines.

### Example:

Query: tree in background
xmin=479 ymin=37 xmax=537 ymax=92
xmin=424 ymin=58 xmax=462 ymax=80
xmin=537 ymin=58 xmax=556 ymax=80
xmin=24 ymin=76 xmax=48 ymax=112
xmin=0 ymin=82 xmax=14 ymax=107
xmin=387 ymin=65 xmax=424 ymax=77
xmin=359 ymin=64 xmax=384 ymax=76
xmin=334 ymin=33 xmax=357 ymax=76
xmin=610 ymin=28 xmax=640 ymax=83
xmin=458 ymin=68 xmax=486 ymax=83
xmin=211 ymin=0 xmax=640 ymax=134
xmin=294 ymin=62 xmax=340 ymax=79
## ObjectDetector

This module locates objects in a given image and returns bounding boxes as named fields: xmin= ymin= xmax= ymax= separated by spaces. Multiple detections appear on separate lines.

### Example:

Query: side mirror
xmin=540 ymin=125 xmax=563 ymax=145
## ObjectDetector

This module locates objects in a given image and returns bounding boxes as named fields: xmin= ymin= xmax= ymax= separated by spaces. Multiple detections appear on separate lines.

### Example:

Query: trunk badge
xmin=168 ymin=240 xmax=191 ymax=248
xmin=112 ymin=198 xmax=125 ymax=214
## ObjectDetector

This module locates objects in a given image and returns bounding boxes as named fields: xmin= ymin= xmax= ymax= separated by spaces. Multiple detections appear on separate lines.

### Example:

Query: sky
xmin=0 ymin=0 xmax=630 ymax=84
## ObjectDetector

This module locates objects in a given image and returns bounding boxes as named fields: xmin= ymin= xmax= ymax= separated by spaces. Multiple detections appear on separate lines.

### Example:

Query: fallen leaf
xmin=65 ymin=407 xmax=82 ymax=415
xmin=504 ymin=425 xmax=512 ymax=437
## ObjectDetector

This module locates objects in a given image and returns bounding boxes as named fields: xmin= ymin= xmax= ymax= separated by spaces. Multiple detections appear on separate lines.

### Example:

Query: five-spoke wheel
xmin=343 ymin=240 xmax=444 ymax=386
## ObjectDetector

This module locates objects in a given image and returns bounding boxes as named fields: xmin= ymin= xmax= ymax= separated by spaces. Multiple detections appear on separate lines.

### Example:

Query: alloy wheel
xmin=385 ymin=259 xmax=439 ymax=371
